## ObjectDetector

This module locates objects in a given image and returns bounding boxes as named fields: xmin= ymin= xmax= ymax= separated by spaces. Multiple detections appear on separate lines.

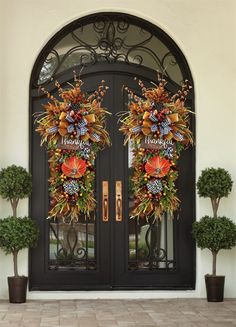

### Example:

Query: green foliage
xmin=0 ymin=217 xmax=39 ymax=255
xmin=0 ymin=165 xmax=32 ymax=201
xmin=197 ymin=167 xmax=233 ymax=199
xmin=192 ymin=216 xmax=236 ymax=254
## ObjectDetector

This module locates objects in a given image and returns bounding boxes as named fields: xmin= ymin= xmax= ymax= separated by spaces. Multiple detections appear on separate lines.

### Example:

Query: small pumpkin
xmin=61 ymin=156 xmax=86 ymax=178
xmin=145 ymin=156 xmax=170 ymax=178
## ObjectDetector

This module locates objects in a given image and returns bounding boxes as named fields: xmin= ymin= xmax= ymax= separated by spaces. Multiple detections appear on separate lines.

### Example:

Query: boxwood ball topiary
xmin=192 ymin=216 xmax=236 ymax=253
xmin=197 ymin=167 xmax=233 ymax=199
xmin=0 ymin=165 xmax=32 ymax=200
xmin=0 ymin=165 xmax=32 ymax=217
xmin=0 ymin=216 xmax=39 ymax=254
xmin=192 ymin=215 xmax=236 ymax=276
xmin=0 ymin=217 xmax=39 ymax=277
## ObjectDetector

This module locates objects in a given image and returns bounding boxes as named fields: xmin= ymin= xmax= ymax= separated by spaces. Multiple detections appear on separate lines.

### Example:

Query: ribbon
xmin=47 ymin=126 xmax=59 ymax=134
xmin=76 ymin=118 xmax=88 ymax=136
xmin=159 ymin=119 xmax=172 ymax=137
xmin=147 ymin=179 xmax=163 ymax=194
xmin=58 ymin=113 xmax=69 ymax=136
xmin=80 ymin=147 xmax=91 ymax=159
xmin=149 ymin=111 xmax=159 ymax=132
xmin=85 ymin=114 xmax=95 ymax=123
xmin=149 ymin=111 xmax=158 ymax=122
xmin=164 ymin=147 xmax=174 ymax=159
xmin=66 ymin=114 xmax=74 ymax=123
xmin=168 ymin=113 xmax=179 ymax=123
xmin=67 ymin=124 xmax=75 ymax=133
xmin=130 ymin=110 xmax=179 ymax=139
xmin=91 ymin=132 xmax=100 ymax=142
xmin=132 ymin=126 xmax=142 ymax=133
xmin=173 ymin=132 xmax=184 ymax=141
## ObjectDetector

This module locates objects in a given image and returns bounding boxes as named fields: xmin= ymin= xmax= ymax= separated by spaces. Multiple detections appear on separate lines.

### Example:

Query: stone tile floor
xmin=0 ymin=299 xmax=235 ymax=327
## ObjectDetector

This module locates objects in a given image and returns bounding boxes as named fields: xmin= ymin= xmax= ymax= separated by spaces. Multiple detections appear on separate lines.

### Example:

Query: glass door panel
xmin=49 ymin=217 xmax=96 ymax=270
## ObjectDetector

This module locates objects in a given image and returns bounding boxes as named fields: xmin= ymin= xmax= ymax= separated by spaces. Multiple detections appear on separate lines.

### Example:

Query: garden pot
xmin=8 ymin=276 xmax=28 ymax=303
xmin=205 ymin=275 xmax=225 ymax=302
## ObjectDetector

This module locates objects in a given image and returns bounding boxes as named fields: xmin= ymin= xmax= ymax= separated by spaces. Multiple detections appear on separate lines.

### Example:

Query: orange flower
xmin=61 ymin=157 xmax=86 ymax=178
xmin=145 ymin=156 xmax=170 ymax=178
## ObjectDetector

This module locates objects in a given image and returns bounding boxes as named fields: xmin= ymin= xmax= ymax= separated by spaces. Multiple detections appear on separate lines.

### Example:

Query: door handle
xmin=116 ymin=181 xmax=122 ymax=222
xmin=102 ymin=181 xmax=109 ymax=222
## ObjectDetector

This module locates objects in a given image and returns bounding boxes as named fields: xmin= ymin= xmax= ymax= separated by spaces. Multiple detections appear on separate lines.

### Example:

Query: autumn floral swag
xmin=36 ymin=74 xmax=110 ymax=222
xmin=119 ymin=77 xmax=193 ymax=222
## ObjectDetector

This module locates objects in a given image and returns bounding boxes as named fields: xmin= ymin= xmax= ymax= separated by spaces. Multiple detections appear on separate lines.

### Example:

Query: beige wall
xmin=0 ymin=0 xmax=236 ymax=299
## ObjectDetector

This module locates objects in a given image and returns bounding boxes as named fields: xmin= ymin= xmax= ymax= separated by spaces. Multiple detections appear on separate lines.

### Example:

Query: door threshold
xmin=28 ymin=290 xmax=198 ymax=300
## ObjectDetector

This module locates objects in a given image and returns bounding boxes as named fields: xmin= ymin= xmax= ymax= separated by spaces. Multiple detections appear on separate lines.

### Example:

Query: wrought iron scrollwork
xmin=49 ymin=221 xmax=96 ymax=270
xmin=128 ymin=214 xmax=175 ymax=270
xmin=36 ymin=15 xmax=182 ymax=86
xmin=145 ymin=219 xmax=168 ymax=269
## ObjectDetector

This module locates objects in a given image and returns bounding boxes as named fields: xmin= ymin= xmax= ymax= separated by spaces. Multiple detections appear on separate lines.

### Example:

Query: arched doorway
xmin=29 ymin=13 xmax=195 ymax=290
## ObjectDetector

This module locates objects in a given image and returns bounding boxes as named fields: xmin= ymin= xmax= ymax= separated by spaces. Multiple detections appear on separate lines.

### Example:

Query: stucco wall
xmin=0 ymin=0 xmax=236 ymax=299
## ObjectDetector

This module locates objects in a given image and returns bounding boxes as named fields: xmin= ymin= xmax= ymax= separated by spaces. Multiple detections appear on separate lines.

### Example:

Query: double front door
xmin=30 ymin=64 xmax=195 ymax=290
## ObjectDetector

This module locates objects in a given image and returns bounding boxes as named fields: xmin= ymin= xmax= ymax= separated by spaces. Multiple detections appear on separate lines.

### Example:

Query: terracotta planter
xmin=205 ymin=275 xmax=225 ymax=302
xmin=8 ymin=276 xmax=28 ymax=303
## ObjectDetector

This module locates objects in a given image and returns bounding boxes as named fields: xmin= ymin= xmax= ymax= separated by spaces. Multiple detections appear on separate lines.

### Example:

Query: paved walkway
xmin=0 ymin=299 xmax=235 ymax=327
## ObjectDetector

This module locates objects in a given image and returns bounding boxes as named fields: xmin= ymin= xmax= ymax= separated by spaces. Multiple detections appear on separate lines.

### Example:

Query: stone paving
xmin=0 ymin=299 xmax=235 ymax=327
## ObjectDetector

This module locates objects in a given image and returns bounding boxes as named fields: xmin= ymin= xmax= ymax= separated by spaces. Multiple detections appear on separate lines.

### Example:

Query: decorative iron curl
xmin=36 ymin=16 xmax=182 ymax=86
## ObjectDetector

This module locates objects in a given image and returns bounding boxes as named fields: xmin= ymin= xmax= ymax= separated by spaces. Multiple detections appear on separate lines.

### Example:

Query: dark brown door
xmin=30 ymin=63 xmax=195 ymax=290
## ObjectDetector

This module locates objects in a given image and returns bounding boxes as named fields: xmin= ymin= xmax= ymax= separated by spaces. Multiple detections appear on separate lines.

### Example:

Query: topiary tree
xmin=197 ymin=167 xmax=233 ymax=217
xmin=0 ymin=217 xmax=39 ymax=277
xmin=0 ymin=165 xmax=32 ymax=217
xmin=192 ymin=216 xmax=236 ymax=276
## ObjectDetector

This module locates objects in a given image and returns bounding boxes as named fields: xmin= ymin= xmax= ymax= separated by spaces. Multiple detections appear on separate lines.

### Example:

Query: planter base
xmin=205 ymin=275 xmax=225 ymax=302
xmin=8 ymin=276 xmax=28 ymax=303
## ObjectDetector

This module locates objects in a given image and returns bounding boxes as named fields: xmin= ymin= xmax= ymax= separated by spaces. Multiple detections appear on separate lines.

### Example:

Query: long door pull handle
xmin=116 ymin=181 xmax=122 ymax=222
xmin=102 ymin=181 xmax=109 ymax=222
